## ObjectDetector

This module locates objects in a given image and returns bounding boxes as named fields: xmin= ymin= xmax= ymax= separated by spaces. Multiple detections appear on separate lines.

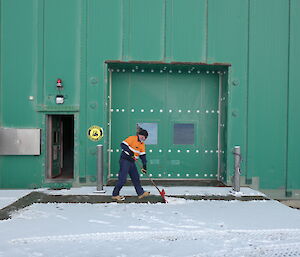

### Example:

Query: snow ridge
xmin=10 ymin=228 xmax=300 ymax=244
xmin=192 ymin=242 xmax=300 ymax=257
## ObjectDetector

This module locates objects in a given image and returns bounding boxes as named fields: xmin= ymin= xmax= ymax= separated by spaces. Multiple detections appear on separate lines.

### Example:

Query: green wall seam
xmin=285 ymin=0 xmax=291 ymax=195
xmin=205 ymin=0 xmax=208 ymax=63
xmin=0 ymin=0 xmax=2 ymax=126
xmin=245 ymin=0 xmax=251 ymax=180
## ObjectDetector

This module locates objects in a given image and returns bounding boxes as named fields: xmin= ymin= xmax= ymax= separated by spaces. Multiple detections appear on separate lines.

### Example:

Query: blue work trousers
xmin=112 ymin=158 xmax=144 ymax=196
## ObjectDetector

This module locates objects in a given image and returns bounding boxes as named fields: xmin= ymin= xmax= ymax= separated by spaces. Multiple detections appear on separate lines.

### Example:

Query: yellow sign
xmin=87 ymin=126 xmax=103 ymax=141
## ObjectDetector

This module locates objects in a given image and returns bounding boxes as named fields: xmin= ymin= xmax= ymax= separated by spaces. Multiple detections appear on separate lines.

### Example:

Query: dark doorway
xmin=47 ymin=115 xmax=74 ymax=180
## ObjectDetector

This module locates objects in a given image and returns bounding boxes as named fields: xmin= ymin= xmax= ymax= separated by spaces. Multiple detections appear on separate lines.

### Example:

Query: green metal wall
xmin=0 ymin=0 xmax=299 ymax=198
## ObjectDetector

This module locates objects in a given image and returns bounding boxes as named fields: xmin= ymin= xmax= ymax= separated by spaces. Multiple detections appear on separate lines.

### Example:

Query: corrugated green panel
xmin=0 ymin=0 xmax=39 ymax=126
xmin=88 ymin=0 xmax=122 ymax=61
xmin=86 ymin=0 xmax=123 ymax=180
xmin=129 ymin=0 xmax=164 ymax=61
xmin=247 ymin=0 xmax=289 ymax=189
xmin=208 ymin=0 xmax=248 ymax=64
xmin=171 ymin=0 xmax=207 ymax=61
xmin=44 ymin=0 xmax=82 ymax=106
xmin=0 ymin=0 xmax=43 ymax=188
xmin=287 ymin=0 xmax=300 ymax=190
xmin=1 ymin=157 xmax=42 ymax=188
xmin=207 ymin=0 xmax=249 ymax=179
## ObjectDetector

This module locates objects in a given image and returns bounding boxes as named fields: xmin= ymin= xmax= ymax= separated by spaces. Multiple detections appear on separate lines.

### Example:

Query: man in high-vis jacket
xmin=112 ymin=129 xmax=150 ymax=201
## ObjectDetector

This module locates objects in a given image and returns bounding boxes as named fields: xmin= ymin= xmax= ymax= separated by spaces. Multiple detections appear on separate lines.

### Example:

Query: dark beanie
xmin=138 ymin=129 xmax=148 ymax=138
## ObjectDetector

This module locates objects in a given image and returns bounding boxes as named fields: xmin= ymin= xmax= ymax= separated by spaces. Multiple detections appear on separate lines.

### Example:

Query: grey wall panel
xmin=0 ymin=128 xmax=41 ymax=155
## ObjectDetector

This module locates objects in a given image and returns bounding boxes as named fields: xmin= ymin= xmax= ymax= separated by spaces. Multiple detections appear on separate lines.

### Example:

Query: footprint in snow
xmin=88 ymin=219 xmax=111 ymax=225
xmin=128 ymin=225 xmax=151 ymax=230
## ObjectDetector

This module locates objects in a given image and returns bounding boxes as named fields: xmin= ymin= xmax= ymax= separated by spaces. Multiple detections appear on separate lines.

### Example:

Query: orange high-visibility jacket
xmin=122 ymin=136 xmax=146 ymax=159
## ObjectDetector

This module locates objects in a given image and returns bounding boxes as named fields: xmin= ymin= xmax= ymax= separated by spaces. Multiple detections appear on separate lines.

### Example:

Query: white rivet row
xmin=110 ymin=149 xmax=219 ymax=154
xmin=110 ymin=69 xmax=219 ymax=74
xmin=204 ymin=150 xmax=219 ymax=154
xmin=110 ymin=108 xmax=220 ymax=114
xmin=111 ymin=173 xmax=217 ymax=177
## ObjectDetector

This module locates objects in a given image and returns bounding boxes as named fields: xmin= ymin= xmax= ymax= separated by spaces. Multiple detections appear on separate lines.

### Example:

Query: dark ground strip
xmin=0 ymin=192 xmax=269 ymax=220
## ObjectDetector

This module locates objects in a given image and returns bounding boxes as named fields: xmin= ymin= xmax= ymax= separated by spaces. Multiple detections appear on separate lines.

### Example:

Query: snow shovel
xmin=135 ymin=160 xmax=167 ymax=203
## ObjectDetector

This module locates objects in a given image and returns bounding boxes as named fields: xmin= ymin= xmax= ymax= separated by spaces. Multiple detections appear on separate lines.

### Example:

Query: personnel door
xmin=46 ymin=115 xmax=74 ymax=179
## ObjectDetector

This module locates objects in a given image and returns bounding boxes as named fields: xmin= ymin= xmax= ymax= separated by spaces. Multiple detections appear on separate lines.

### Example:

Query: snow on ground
xmin=1 ymin=187 xmax=300 ymax=257
xmin=0 ymin=189 xmax=37 ymax=209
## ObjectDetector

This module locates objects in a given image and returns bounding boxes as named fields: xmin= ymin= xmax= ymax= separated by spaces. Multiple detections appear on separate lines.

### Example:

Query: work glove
xmin=141 ymin=164 xmax=147 ymax=174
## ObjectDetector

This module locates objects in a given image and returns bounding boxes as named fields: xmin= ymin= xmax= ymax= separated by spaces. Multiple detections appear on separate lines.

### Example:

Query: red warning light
xmin=56 ymin=79 xmax=62 ymax=88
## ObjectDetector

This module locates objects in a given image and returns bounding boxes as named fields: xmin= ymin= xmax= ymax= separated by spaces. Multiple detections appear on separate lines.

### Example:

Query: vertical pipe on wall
xmin=217 ymin=72 xmax=223 ymax=180
xmin=108 ymin=69 xmax=113 ymax=177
